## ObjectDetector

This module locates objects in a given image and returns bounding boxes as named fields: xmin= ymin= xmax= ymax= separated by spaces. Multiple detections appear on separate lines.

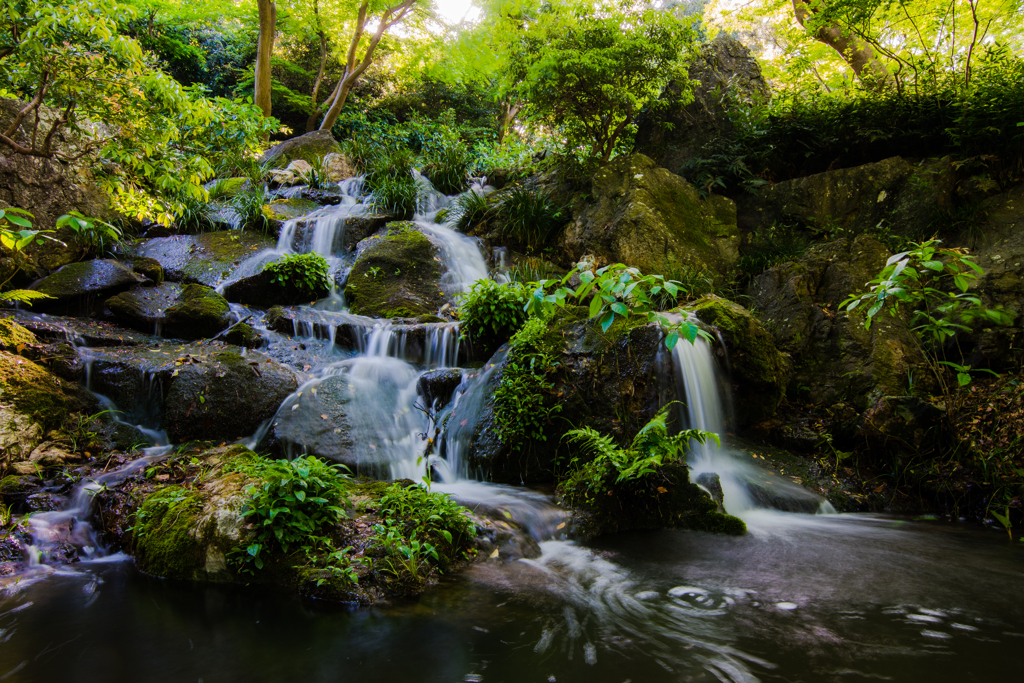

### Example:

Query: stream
xmin=3 ymin=176 xmax=1021 ymax=682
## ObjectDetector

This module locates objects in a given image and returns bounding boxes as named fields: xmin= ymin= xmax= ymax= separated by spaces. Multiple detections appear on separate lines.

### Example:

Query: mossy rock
xmin=224 ymin=323 xmax=261 ymax=348
xmin=259 ymin=130 xmax=341 ymax=169
xmin=165 ymin=284 xmax=232 ymax=338
xmin=222 ymin=266 xmax=330 ymax=307
xmin=132 ymin=485 xmax=208 ymax=580
xmin=106 ymin=282 xmax=184 ymax=333
xmin=344 ymin=224 xmax=446 ymax=318
xmin=0 ymin=318 xmax=35 ymax=351
xmin=131 ymin=231 xmax=277 ymax=288
xmin=562 ymin=154 xmax=740 ymax=281
xmin=686 ymin=294 xmax=791 ymax=426
xmin=262 ymin=198 xmax=321 ymax=231
xmin=31 ymin=259 xmax=143 ymax=311
xmin=0 ymin=349 xmax=92 ymax=432
xmin=560 ymin=463 xmax=746 ymax=537
xmin=129 ymin=256 xmax=164 ymax=283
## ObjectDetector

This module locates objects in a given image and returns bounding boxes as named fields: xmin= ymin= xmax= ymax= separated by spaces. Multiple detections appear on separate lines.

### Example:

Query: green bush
xmin=232 ymin=186 xmax=271 ymax=232
xmin=375 ymin=483 xmax=476 ymax=572
xmin=262 ymin=252 xmax=333 ymax=299
xmin=498 ymin=185 xmax=567 ymax=252
xmin=422 ymin=137 xmax=471 ymax=195
xmin=364 ymin=146 xmax=421 ymax=219
xmin=457 ymin=279 xmax=531 ymax=354
xmin=493 ymin=317 xmax=562 ymax=451
xmin=446 ymin=191 xmax=490 ymax=232
xmin=56 ymin=211 xmax=123 ymax=255
xmin=233 ymin=455 xmax=351 ymax=572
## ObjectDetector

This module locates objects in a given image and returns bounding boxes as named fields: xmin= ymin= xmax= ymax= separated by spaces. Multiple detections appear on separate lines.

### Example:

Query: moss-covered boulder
xmin=344 ymin=224 xmax=446 ymax=318
xmin=262 ymin=197 xmax=320 ymax=231
xmin=164 ymin=284 xmax=232 ymax=338
xmin=560 ymin=463 xmax=746 ymax=537
xmin=105 ymin=282 xmax=184 ymax=333
xmin=86 ymin=343 xmax=300 ymax=443
xmin=259 ymin=130 xmax=341 ymax=169
xmin=748 ymin=235 xmax=930 ymax=409
xmin=561 ymin=154 xmax=740 ymax=281
xmin=130 ymin=231 xmax=276 ymax=288
xmin=222 ymin=266 xmax=330 ymax=308
xmin=0 ymin=318 xmax=35 ymax=352
xmin=31 ymin=259 xmax=142 ymax=311
xmin=686 ymin=295 xmax=791 ymax=426
xmin=0 ymin=349 xmax=93 ymax=471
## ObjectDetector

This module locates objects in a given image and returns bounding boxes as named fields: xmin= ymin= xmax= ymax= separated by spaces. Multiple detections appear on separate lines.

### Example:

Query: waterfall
xmin=669 ymin=338 xmax=836 ymax=517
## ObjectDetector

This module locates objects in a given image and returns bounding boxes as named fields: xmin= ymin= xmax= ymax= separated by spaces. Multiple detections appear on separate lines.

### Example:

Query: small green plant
xmin=233 ymin=455 xmax=351 ymax=572
xmin=497 ymin=185 xmax=566 ymax=252
xmin=493 ymin=317 xmax=563 ymax=450
xmin=445 ymin=191 xmax=490 ymax=232
xmin=377 ymin=482 xmax=476 ymax=556
xmin=232 ymin=185 xmax=271 ymax=232
xmin=422 ymin=137 xmax=471 ymax=195
xmin=0 ymin=207 xmax=55 ymax=307
xmin=363 ymin=145 xmax=421 ymax=220
xmin=299 ymin=154 xmax=333 ymax=191
xmin=207 ymin=177 xmax=247 ymax=201
xmin=171 ymin=193 xmax=215 ymax=234
xmin=507 ymin=257 xmax=560 ymax=284
xmin=457 ymin=279 xmax=531 ymax=351
xmin=560 ymin=403 xmax=719 ymax=504
xmin=842 ymin=239 xmax=1015 ymax=396
xmin=56 ymin=211 xmax=123 ymax=255
xmin=262 ymin=252 xmax=333 ymax=299
xmin=526 ymin=261 xmax=712 ymax=350
xmin=372 ymin=521 xmax=438 ymax=581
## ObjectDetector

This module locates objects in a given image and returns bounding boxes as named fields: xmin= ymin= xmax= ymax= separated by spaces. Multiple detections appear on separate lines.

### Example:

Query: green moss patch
xmin=0 ymin=350 xmax=91 ymax=431
xmin=132 ymin=485 xmax=207 ymax=580
xmin=344 ymin=224 xmax=446 ymax=318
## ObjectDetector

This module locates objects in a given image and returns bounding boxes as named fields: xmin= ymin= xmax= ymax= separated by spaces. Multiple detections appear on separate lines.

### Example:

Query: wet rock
xmin=271 ymin=375 xmax=356 ymax=465
xmin=260 ymin=130 xmax=341 ymax=169
xmin=86 ymin=343 xmax=301 ymax=443
xmin=1 ymin=311 xmax=150 ymax=347
xmin=25 ymin=491 xmax=65 ymax=512
xmin=686 ymin=295 xmax=791 ymax=426
xmin=323 ymin=152 xmax=355 ymax=182
xmin=344 ymin=223 xmax=447 ymax=318
xmin=127 ymin=256 xmax=164 ymax=283
xmin=222 ymin=267 xmax=329 ymax=308
xmin=636 ymin=33 xmax=769 ymax=176
xmin=561 ymin=154 xmax=739 ymax=281
xmin=290 ymin=214 xmax=389 ymax=255
xmin=694 ymin=472 xmax=725 ymax=511
xmin=418 ymin=369 xmax=463 ymax=410
xmin=165 ymin=284 xmax=233 ymax=339
xmin=31 ymin=259 xmax=143 ymax=312
xmin=0 ymin=317 xmax=35 ymax=351
xmin=738 ymin=156 xmax=955 ymax=240
xmin=129 ymin=231 xmax=276 ymax=288
xmin=748 ymin=235 xmax=930 ymax=409
xmin=224 ymin=323 xmax=261 ymax=348
xmin=106 ymin=282 xmax=184 ymax=333
xmin=262 ymin=197 xmax=320 ymax=230
xmin=861 ymin=395 xmax=946 ymax=461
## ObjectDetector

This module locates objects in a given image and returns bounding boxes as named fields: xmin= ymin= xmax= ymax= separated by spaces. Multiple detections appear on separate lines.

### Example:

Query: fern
xmin=0 ymin=289 xmax=53 ymax=306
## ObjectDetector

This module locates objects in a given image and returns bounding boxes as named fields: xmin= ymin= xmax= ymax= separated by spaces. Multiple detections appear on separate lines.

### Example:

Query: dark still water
xmin=2 ymin=512 xmax=1022 ymax=683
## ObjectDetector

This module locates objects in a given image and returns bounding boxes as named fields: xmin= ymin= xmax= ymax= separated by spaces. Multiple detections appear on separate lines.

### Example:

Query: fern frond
xmin=564 ymin=426 xmax=622 ymax=461
xmin=630 ymin=403 xmax=675 ymax=451
xmin=0 ymin=289 xmax=52 ymax=306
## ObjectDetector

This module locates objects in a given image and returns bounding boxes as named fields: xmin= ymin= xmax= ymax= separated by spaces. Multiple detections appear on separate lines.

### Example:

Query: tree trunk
xmin=254 ymin=0 xmax=277 ymax=119
xmin=305 ymin=29 xmax=329 ymax=132
xmin=792 ymin=0 xmax=890 ymax=90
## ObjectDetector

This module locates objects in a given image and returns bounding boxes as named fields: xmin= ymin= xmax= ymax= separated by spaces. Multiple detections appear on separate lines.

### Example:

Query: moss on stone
xmin=262 ymin=198 xmax=320 ymax=224
xmin=344 ymin=226 xmax=446 ymax=318
xmin=0 ymin=349 xmax=90 ymax=431
xmin=132 ymin=485 xmax=207 ymax=580
xmin=165 ymin=284 xmax=231 ymax=338
xmin=0 ymin=474 xmax=29 ymax=495
xmin=224 ymin=323 xmax=260 ymax=347
xmin=0 ymin=318 xmax=35 ymax=351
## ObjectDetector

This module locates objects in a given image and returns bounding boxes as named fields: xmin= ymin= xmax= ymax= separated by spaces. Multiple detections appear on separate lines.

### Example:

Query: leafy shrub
xmin=560 ymin=404 xmax=719 ymax=505
xmin=262 ymin=253 xmax=333 ymax=299
xmin=363 ymin=146 xmax=421 ymax=219
xmin=445 ymin=191 xmax=490 ymax=232
xmin=234 ymin=455 xmax=351 ymax=572
xmin=457 ymin=279 xmax=531 ymax=353
xmin=0 ymin=208 xmax=53 ymax=307
xmin=498 ymin=185 xmax=567 ymax=252
xmin=172 ymin=194 xmax=215 ymax=233
xmin=57 ymin=211 xmax=123 ymax=255
xmin=375 ymin=483 xmax=476 ymax=572
xmin=493 ymin=317 xmax=562 ymax=450
xmin=299 ymin=154 xmax=333 ymax=191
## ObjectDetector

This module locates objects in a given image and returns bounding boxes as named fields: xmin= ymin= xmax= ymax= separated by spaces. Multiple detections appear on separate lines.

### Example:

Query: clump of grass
xmin=498 ymin=185 xmax=567 ymax=253
xmin=445 ymin=191 xmax=489 ymax=232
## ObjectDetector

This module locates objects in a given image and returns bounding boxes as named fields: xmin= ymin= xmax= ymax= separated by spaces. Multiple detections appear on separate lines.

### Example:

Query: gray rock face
xmin=747 ymin=235 xmax=930 ymax=409
xmin=129 ymin=231 xmax=276 ymax=288
xmin=0 ymin=98 xmax=114 ymax=272
xmin=106 ymin=283 xmax=184 ymax=333
xmin=260 ymin=130 xmax=341 ymax=169
xmin=635 ymin=33 xmax=769 ymax=176
xmin=562 ymin=154 xmax=740 ymax=281
xmin=738 ymin=156 xmax=955 ymax=239
xmin=418 ymin=369 xmax=463 ymax=410
xmin=32 ymin=259 xmax=142 ymax=311
xmin=222 ymin=268 xmax=329 ymax=308
xmin=86 ymin=343 xmax=300 ymax=443
xmin=272 ymin=375 xmax=355 ymax=465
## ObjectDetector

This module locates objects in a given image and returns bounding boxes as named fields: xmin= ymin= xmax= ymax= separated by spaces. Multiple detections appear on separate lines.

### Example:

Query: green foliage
xmin=262 ymin=253 xmax=333 ymax=299
xmin=362 ymin=146 xmax=421 ymax=219
xmin=510 ymin=3 xmax=694 ymax=163
xmin=419 ymin=112 xmax=472 ymax=195
xmin=445 ymin=190 xmax=490 ymax=232
xmin=457 ymin=279 xmax=531 ymax=351
xmin=0 ymin=208 xmax=53 ymax=306
xmin=560 ymin=403 xmax=719 ymax=503
xmin=842 ymin=239 xmax=1015 ymax=394
xmin=232 ymin=186 xmax=271 ymax=233
xmin=299 ymin=154 xmax=333 ymax=191
xmin=525 ymin=262 xmax=712 ymax=350
xmin=497 ymin=185 xmax=566 ymax=252
xmin=56 ymin=211 xmax=122 ymax=255
xmin=738 ymin=222 xmax=811 ymax=276
xmin=233 ymin=455 xmax=351 ymax=572
xmin=493 ymin=317 xmax=562 ymax=450
xmin=375 ymin=483 xmax=476 ymax=572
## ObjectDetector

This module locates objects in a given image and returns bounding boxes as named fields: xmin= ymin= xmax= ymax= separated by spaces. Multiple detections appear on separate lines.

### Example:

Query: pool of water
xmin=2 ymin=511 xmax=1021 ymax=683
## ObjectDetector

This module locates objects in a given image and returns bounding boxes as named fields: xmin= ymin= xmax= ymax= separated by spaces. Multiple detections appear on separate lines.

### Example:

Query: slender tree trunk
xmin=792 ymin=0 xmax=891 ymax=90
xmin=254 ymin=0 xmax=277 ymax=119
xmin=497 ymin=100 xmax=521 ymax=144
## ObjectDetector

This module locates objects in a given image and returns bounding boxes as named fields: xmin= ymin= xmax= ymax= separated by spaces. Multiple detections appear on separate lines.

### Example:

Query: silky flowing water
xmin=3 ymin=177 xmax=1021 ymax=681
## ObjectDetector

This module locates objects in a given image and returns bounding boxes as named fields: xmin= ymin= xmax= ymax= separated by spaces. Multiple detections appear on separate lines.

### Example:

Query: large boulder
xmin=748 ymin=235 xmax=930 ymax=409
xmin=738 ymin=156 xmax=955 ymax=240
xmin=271 ymin=375 xmax=355 ymax=465
xmin=107 ymin=283 xmax=235 ymax=340
xmin=0 ymin=97 xmax=114 ymax=272
xmin=262 ymin=197 xmax=320 ymax=231
xmin=686 ymin=295 xmax=791 ymax=426
xmin=635 ymin=33 xmax=769 ymax=176
xmin=129 ymin=231 xmax=276 ymax=288
xmin=561 ymin=154 xmax=740 ymax=281
xmin=260 ymin=130 xmax=341 ymax=169
xmin=0 ymin=348 xmax=93 ymax=473
xmin=31 ymin=259 xmax=142 ymax=312
xmin=86 ymin=343 xmax=301 ymax=443
xmin=222 ymin=266 xmax=330 ymax=307
xmin=344 ymin=224 xmax=446 ymax=318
